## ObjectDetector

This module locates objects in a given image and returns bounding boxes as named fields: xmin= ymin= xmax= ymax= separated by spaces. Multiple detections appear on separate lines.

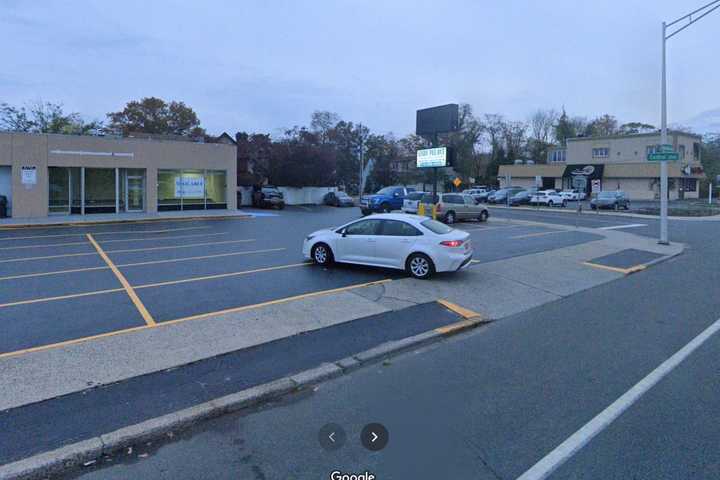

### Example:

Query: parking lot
xmin=0 ymin=207 xmax=606 ymax=358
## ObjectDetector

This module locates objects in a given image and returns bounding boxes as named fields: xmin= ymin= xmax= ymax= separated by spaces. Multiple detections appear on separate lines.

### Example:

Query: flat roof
xmin=497 ymin=162 xmax=705 ymax=179
xmin=567 ymin=130 xmax=702 ymax=142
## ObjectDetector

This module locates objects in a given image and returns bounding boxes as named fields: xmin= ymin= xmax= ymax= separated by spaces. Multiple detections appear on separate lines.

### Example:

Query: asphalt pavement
xmin=55 ymin=207 xmax=720 ymax=480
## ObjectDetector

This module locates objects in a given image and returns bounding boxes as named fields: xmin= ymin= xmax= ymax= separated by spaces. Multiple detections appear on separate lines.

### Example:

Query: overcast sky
xmin=1 ymin=0 xmax=719 ymax=136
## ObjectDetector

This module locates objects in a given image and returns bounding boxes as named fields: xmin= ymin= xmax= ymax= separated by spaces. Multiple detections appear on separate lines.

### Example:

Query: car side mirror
xmin=340 ymin=229 xmax=347 ymax=237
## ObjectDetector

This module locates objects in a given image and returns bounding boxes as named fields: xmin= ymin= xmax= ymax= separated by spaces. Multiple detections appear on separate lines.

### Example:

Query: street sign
xmin=591 ymin=179 xmax=601 ymax=193
xmin=648 ymin=152 xmax=680 ymax=161
xmin=659 ymin=144 xmax=674 ymax=153
xmin=416 ymin=147 xmax=448 ymax=168
xmin=535 ymin=175 xmax=542 ymax=187
xmin=453 ymin=177 xmax=462 ymax=188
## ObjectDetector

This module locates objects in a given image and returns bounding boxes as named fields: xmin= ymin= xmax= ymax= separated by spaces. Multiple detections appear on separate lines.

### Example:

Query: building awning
xmin=562 ymin=164 xmax=604 ymax=180
xmin=604 ymin=163 xmax=706 ymax=179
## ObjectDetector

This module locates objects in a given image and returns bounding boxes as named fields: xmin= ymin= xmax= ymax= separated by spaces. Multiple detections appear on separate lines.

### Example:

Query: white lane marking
xmin=597 ymin=224 xmax=647 ymax=230
xmin=517 ymin=316 xmax=720 ymax=480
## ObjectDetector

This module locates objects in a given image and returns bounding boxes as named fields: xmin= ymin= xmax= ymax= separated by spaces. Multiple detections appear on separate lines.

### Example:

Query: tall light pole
xmin=660 ymin=0 xmax=720 ymax=244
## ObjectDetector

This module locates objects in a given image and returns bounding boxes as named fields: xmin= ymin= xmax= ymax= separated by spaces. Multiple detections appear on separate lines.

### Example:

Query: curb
xmin=486 ymin=204 xmax=720 ymax=221
xmin=0 ymin=214 xmax=252 ymax=230
xmin=0 ymin=314 xmax=488 ymax=480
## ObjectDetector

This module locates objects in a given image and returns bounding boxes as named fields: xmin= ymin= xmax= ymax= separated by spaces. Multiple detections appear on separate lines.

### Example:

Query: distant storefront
xmin=498 ymin=131 xmax=705 ymax=200
xmin=0 ymin=132 xmax=237 ymax=219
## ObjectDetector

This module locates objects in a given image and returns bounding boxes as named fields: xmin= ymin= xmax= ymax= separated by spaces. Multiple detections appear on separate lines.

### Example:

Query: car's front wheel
xmin=562 ymin=200 xmax=568 ymax=208
xmin=548 ymin=200 xmax=554 ymax=207
xmin=406 ymin=253 xmax=434 ymax=280
xmin=444 ymin=211 xmax=456 ymax=224
xmin=311 ymin=243 xmax=334 ymax=266
xmin=478 ymin=210 xmax=489 ymax=222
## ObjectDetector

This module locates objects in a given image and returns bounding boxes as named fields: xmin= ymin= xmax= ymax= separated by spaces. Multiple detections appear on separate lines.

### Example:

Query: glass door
xmin=125 ymin=175 xmax=145 ymax=212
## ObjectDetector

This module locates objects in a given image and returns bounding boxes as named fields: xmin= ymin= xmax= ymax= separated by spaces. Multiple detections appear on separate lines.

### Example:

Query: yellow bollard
xmin=431 ymin=204 xmax=437 ymax=220
xmin=418 ymin=202 xmax=425 ymax=216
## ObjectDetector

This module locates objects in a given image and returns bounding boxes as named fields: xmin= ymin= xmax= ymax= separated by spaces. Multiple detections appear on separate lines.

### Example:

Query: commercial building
xmin=0 ymin=132 xmax=237 ymax=219
xmin=498 ymin=131 xmax=705 ymax=200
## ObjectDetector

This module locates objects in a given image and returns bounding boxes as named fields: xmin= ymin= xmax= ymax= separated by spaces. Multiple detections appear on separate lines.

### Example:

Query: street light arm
xmin=666 ymin=0 xmax=720 ymax=26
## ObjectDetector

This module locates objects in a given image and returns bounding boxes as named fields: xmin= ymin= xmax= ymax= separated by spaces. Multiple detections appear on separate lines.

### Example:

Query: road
xmin=57 ymin=208 xmax=720 ymax=480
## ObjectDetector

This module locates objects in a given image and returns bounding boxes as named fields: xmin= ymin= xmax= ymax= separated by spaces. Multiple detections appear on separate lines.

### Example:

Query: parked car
xmin=252 ymin=185 xmax=285 ymax=209
xmin=419 ymin=193 xmax=489 ymax=224
xmin=488 ymin=187 xmax=524 ymax=204
xmin=402 ymin=191 xmax=427 ymax=214
xmin=462 ymin=188 xmax=487 ymax=202
xmin=323 ymin=191 xmax=355 ymax=207
xmin=559 ymin=189 xmax=586 ymax=201
xmin=530 ymin=190 xmax=567 ymax=207
xmin=476 ymin=189 xmax=497 ymax=203
xmin=303 ymin=213 xmax=473 ymax=279
xmin=359 ymin=186 xmax=416 ymax=215
xmin=591 ymin=191 xmax=630 ymax=210
xmin=509 ymin=189 xmax=537 ymax=206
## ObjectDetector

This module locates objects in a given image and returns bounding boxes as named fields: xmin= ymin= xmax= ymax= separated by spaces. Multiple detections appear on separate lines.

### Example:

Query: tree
xmin=554 ymin=108 xmax=575 ymax=146
xmin=268 ymin=128 xmax=335 ymax=187
xmin=0 ymin=101 xmax=101 ymax=134
xmin=310 ymin=110 xmax=341 ymax=143
xmin=448 ymin=104 xmax=484 ymax=180
xmin=106 ymin=97 xmax=205 ymax=136
xmin=528 ymin=109 xmax=559 ymax=163
xmin=502 ymin=120 xmax=528 ymax=163
xmin=585 ymin=114 xmax=619 ymax=137
xmin=482 ymin=114 xmax=508 ymax=179
xmin=618 ymin=122 xmax=656 ymax=135
xmin=365 ymin=134 xmax=400 ymax=191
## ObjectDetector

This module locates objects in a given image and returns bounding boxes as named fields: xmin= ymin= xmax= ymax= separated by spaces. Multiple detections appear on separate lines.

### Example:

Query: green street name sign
xmin=648 ymin=152 xmax=680 ymax=161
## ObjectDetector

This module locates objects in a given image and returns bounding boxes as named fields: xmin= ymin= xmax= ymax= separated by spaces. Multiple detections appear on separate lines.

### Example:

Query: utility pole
xmin=358 ymin=123 xmax=364 ymax=196
xmin=659 ymin=0 xmax=720 ymax=244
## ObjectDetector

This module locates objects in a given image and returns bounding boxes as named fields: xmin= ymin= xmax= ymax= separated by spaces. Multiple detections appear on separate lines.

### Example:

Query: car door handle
xmin=367 ymin=239 xmax=377 ymax=243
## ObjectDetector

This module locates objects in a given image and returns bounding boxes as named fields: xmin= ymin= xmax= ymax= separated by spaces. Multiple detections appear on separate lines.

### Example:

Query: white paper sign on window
xmin=21 ymin=165 xmax=37 ymax=186
xmin=174 ymin=176 xmax=205 ymax=198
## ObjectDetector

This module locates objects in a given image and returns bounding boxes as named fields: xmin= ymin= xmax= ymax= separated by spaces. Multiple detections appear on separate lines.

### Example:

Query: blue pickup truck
xmin=359 ymin=186 xmax=416 ymax=215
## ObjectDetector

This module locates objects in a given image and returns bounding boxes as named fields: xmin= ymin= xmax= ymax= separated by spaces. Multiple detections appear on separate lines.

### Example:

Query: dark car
xmin=590 ymin=191 xmax=630 ymax=210
xmin=323 ymin=191 xmax=355 ymax=207
xmin=476 ymin=189 xmax=497 ymax=203
xmin=252 ymin=185 xmax=285 ymax=209
xmin=509 ymin=189 xmax=535 ymax=206
xmin=488 ymin=187 xmax=524 ymax=204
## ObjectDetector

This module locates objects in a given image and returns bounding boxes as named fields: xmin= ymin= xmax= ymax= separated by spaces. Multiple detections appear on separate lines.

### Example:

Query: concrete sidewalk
xmin=487 ymin=204 xmax=720 ymax=221
xmin=0 ymin=210 xmax=252 ymax=228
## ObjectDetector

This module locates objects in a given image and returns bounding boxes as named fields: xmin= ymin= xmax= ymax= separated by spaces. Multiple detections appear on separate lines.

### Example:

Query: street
xmin=24 ymin=206 xmax=715 ymax=480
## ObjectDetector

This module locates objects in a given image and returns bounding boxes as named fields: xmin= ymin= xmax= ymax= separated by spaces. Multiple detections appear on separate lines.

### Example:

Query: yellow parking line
xmin=0 ymin=226 xmax=210 ymax=242
xmin=87 ymin=234 xmax=156 ymax=327
xmin=0 ymin=233 xmax=225 ymax=251
xmin=0 ymin=248 xmax=287 ymax=282
xmin=106 ymin=238 xmax=255 ymax=254
xmin=0 ymin=287 xmax=124 ymax=308
xmin=581 ymin=262 xmax=647 ymax=275
xmin=135 ymin=262 xmax=311 ymax=289
xmin=0 ymin=238 xmax=256 ymax=263
xmin=0 ymin=278 xmax=392 ymax=360
xmin=509 ymin=230 xmax=568 ymax=239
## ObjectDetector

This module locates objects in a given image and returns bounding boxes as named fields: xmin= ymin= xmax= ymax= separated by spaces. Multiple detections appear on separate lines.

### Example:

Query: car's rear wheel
xmin=381 ymin=202 xmax=391 ymax=213
xmin=445 ymin=211 xmax=456 ymax=224
xmin=406 ymin=253 xmax=434 ymax=280
xmin=478 ymin=210 xmax=489 ymax=222
xmin=548 ymin=200 xmax=554 ymax=207
xmin=311 ymin=243 xmax=333 ymax=266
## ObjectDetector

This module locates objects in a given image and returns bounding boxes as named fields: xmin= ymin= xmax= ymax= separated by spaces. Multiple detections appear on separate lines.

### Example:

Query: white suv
xmin=559 ymin=189 xmax=586 ymax=201
xmin=530 ymin=190 xmax=567 ymax=207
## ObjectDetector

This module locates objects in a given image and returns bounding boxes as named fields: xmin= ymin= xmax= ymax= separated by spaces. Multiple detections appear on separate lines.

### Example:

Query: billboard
xmin=416 ymin=104 xmax=459 ymax=136
xmin=417 ymin=147 xmax=448 ymax=168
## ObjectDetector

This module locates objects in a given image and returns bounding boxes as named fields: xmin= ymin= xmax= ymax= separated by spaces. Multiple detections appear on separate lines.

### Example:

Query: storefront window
xmin=158 ymin=169 xmax=182 ymax=211
xmin=84 ymin=168 xmax=116 ymax=214
xmin=158 ymin=169 xmax=227 ymax=211
xmin=206 ymin=170 xmax=227 ymax=209
xmin=49 ymin=167 xmax=70 ymax=214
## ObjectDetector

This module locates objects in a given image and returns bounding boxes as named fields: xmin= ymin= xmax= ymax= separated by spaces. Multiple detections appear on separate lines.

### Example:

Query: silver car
xmin=421 ymin=193 xmax=489 ymax=224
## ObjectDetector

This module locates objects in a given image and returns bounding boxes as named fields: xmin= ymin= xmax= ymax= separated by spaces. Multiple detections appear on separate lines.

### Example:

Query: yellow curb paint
xmin=581 ymin=262 xmax=647 ymax=275
xmin=437 ymin=299 xmax=483 ymax=320
xmin=87 ymin=234 xmax=156 ymax=327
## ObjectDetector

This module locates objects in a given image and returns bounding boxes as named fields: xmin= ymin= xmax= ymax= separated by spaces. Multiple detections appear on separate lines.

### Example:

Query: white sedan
xmin=530 ymin=190 xmax=567 ymax=207
xmin=302 ymin=213 xmax=473 ymax=279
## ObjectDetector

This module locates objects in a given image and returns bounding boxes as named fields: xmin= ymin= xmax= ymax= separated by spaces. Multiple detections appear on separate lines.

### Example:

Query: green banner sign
xmin=648 ymin=152 xmax=679 ymax=162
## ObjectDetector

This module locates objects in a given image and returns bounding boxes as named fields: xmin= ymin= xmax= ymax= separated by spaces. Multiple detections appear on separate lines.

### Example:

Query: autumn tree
xmin=106 ymin=97 xmax=205 ymax=137
xmin=0 ymin=101 xmax=101 ymax=134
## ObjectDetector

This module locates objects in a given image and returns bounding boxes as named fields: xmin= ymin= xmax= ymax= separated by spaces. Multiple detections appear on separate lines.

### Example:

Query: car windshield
xmin=376 ymin=187 xmax=395 ymax=195
xmin=421 ymin=194 xmax=439 ymax=203
xmin=336 ymin=192 xmax=350 ymax=198
xmin=407 ymin=192 xmax=424 ymax=200
xmin=421 ymin=219 xmax=453 ymax=234
xmin=599 ymin=192 xmax=617 ymax=198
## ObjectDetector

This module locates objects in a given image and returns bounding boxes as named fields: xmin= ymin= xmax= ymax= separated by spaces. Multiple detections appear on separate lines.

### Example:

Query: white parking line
xmin=598 ymin=224 xmax=647 ymax=230
xmin=517 ymin=316 xmax=720 ymax=480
